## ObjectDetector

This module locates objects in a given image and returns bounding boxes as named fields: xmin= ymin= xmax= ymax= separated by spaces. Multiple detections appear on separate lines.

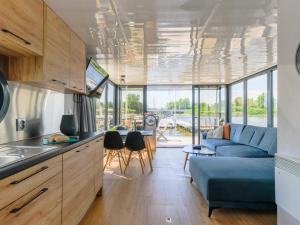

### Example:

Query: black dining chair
xmin=124 ymin=131 xmax=147 ymax=174
xmin=103 ymin=131 xmax=126 ymax=174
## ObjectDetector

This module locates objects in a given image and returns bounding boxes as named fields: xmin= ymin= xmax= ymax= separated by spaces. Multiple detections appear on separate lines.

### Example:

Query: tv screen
xmin=86 ymin=58 xmax=109 ymax=96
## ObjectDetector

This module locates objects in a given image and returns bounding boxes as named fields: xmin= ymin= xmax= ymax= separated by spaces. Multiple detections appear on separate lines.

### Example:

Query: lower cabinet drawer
xmin=0 ymin=173 xmax=62 ymax=225
xmin=0 ymin=155 xmax=62 ymax=210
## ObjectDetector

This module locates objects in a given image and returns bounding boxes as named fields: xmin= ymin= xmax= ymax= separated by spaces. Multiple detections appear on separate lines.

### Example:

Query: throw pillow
xmin=207 ymin=126 xmax=223 ymax=139
xmin=223 ymin=124 xmax=230 ymax=140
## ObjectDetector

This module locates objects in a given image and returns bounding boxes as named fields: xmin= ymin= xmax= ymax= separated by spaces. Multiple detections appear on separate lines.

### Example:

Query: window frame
xmin=228 ymin=65 xmax=277 ymax=127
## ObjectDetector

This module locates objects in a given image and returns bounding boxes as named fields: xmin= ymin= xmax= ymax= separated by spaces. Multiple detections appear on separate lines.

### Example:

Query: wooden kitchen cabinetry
xmin=69 ymin=32 xmax=86 ymax=93
xmin=93 ymin=137 xmax=104 ymax=195
xmin=0 ymin=173 xmax=62 ymax=225
xmin=0 ymin=0 xmax=44 ymax=56
xmin=0 ymin=155 xmax=62 ymax=225
xmin=7 ymin=5 xmax=86 ymax=94
xmin=43 ymin=6 xmax=71 ymax=89
xmin=62 ymin=143 xmax=96 ymax=225
xmin=0 ymin=136 xmax=104 ymax=225
xmin=63 ymin=137 xmax=104 ymax=225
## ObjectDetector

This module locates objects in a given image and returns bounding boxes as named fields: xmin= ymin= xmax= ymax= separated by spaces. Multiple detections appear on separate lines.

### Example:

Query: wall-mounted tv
xmin=86 ymin=58 xmax=109 ymax=97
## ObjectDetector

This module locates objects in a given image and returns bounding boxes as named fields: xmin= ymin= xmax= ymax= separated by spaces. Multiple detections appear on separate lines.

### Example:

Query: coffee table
xmin=182 ymin=145 xmax=216 ymax=170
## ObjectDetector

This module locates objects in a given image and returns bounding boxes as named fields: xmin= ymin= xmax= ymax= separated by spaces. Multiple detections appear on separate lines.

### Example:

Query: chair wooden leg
xmin=184 ymin=153 xmax=189 ymax=170
xmin=140 ymin=151 xmax=145 ymax=167
xmin=117 ymin=152 xmax=123 ymax=174
xmin=145 ymin=148 xmax=153 ymax=172
xmin=104 ymin=151 xmax=112 ymax=170
xmin=138 ymin=152 xmax=144 ymax=174
xmin=121 ymin=149 xmax=127 ymax=165
xmin=124 ymin=151 xmax=133 ymax=174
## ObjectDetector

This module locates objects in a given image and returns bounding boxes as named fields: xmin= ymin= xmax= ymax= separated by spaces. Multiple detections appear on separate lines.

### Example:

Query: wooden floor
xmin=80 ymin=148 xmax=277 ymax=225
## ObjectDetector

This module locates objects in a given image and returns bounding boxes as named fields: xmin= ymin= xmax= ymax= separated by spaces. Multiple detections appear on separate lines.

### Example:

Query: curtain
xmin=73 ymin=94 xmax=96 ymax=132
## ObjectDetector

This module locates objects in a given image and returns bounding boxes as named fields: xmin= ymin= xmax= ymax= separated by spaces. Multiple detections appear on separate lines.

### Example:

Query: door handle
xmin=10 ymin=188 xmax=48 ymax=213
xmin=1 ymin=29 xmax=31 ymax=45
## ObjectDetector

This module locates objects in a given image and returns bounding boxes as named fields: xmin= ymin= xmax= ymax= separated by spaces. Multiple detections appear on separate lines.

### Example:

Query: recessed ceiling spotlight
xmin=121 ymin=75 xmax=126 ymax=84
xmin=127 ymin=12 xmax=135 ymax=16
xmin=128 ymin=21 xmax=135 ymax=27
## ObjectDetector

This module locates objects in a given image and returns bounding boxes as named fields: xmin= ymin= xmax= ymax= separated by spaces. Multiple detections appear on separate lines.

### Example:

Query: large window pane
xmin=231 ymin=82 xmax=244 ymax=124
xmin=220 ymin=86 xmax=226 ymax=124
xmin=200 ymin=89 xmax=220 ymax=130
xmin=247 ymin=75 xmax=268 ymax=126
xmin=273 ymin=70 xmax=278 ymax=127
xmin=96 ymin=86 xmax=106 ymax=131
xmin=107 ymin=83 xmax=115 ymax=129
xmin=120 ymin=87 xmax=144 ymax=130
xmin=147 ymin=86 xmax=192 ymax=147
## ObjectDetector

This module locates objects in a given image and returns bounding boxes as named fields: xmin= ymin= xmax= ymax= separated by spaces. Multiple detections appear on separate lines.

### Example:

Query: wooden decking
xmin=80 ymin=148 xmax=276 ymax=225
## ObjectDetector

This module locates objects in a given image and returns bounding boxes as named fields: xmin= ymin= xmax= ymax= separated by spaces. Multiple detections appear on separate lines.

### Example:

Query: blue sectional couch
xmin=189 ymin=124 xmax=277 ymax=216
xmin=202 ymin=124 xmax=277 ymax=157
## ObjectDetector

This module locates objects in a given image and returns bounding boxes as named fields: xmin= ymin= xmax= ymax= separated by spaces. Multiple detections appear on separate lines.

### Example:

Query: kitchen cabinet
xmin=0 ymin=155 xmax=62 ymax=210
xmin=43 ymin=6 xmax=70 ymax=89
xmin=69 ymin=32 xmax=86 ymax=93
xmin=0 ymin=173 xmax=62 ymax=225
xmin=93 ymin=137 xmax=104 ymax=195
xmin=62 ymin=144 xmax=96 ymax=225
xmin=0 ymin=136 xmax=104 ymax=225
xmin=0 ymin=0 xmax=44 ymax=56
xmin=8 ymin=5 xmax=87 ymax=94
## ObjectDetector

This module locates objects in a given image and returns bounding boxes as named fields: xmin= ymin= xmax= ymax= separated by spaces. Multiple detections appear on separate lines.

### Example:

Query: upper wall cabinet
xmin=8 ymin=5 xmax=87 ymax=94
xmin=69 ymin=32 xmax=86 ymax=93
xmin=43 ymin=6 xmax=70 ymax=89
xmin=0 ymin=0 xmax=44 ymax=56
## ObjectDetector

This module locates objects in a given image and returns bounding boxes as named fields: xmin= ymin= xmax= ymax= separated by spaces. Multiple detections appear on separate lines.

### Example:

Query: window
xmin=120 ymin=87 xmax=144 ymax=130
xmin=96 ymin=85 xmax=106 ymax=131
xmin=107 ymin=83 xmax=115 ymax=129
xmin=247 ymin=74 xmax=268 ymax=126
xmin=220 ymin=86 xmax=226 ymax=124
xmin=273 ymin=70 xmax=278 ymax=127
xmin=147 ymin=86 xmax=192 ymax=147
xmin=231 ymin=82 xmax=244 ymax=124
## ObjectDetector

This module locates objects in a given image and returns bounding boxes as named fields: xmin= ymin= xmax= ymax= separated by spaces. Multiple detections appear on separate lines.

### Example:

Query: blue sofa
xmin=202 ymin=124 xmax=277 ymax=157
xmin=189 ymin=124 xmax=277 ymax=216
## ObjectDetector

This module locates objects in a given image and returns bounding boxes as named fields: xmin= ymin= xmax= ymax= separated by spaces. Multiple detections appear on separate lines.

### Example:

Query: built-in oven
xmin=0 ymin=71 xmax=10 ymax=122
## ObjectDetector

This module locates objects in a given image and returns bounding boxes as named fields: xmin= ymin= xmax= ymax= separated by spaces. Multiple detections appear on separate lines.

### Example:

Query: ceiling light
xmin=128 ymin=21 xmax=135 ymax=27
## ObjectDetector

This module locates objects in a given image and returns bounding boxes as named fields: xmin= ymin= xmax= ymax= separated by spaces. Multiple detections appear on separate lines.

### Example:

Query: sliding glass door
xmin=193 ymin=86 xmax=226 ymax=145
xmin=147 ymin=86 xmax=193 ymax=147
xmin=119 ymin=87 xmax=144 ymax=130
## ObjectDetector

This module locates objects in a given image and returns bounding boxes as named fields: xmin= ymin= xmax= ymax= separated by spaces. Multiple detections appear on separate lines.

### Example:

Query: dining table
xmin=116 ymin=130 xmax=154 ymax=171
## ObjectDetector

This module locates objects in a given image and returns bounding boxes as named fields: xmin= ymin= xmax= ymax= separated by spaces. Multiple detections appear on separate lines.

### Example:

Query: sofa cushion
xmin=189 ymin=156 xmax=275 ymax=203
xmin=239 ymin=125 xmax=267 ymax=146
xmin=202 ymin=139 xmax=236 ymax=151
xmin=258 ymin=128 xmax=277 ymax=156
xmin=216 ymin=145 xmax=270 ymax=158
xmin=230 ymin=124 xmax=245 ymax=142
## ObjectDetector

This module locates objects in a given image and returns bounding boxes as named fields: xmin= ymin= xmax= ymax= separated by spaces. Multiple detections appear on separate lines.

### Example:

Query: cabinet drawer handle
xmin=51 ymin=79 xmax=66 ymax=86
xmin=1 ymin=29 xmax=31 ymax=45
xmin=10 ymin=188 xmax=48 ymax=214
xmin=10 ymin=166 xmax=48 ymax=185
xmin=76 ymin=150 xmax=80 ymax=153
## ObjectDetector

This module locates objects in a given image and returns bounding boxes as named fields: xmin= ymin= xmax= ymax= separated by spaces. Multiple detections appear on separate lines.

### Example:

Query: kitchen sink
xmin=0 ymin=145 xmax=57 ymax=168
xmin=0 ymin=154 xmax=25 ymax=167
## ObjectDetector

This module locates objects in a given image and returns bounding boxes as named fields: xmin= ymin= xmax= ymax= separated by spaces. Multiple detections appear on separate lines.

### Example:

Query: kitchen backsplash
xmin=0 ymin=81 xmax=65 ymax=144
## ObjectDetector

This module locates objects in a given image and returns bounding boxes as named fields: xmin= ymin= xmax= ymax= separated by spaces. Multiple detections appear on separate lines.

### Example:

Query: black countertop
xmin=0 ymin=131 xmax=105 ymax=180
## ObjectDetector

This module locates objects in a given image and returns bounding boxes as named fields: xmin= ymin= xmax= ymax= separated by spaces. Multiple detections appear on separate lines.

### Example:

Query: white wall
xmin=277 ymin=0 xmax=300 ymax=224
xmin=278 ymin=0 xmax=300 ymax=158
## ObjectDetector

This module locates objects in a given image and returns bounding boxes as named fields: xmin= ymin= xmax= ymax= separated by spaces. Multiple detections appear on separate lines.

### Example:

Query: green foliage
xmin=122 ymin=94 xmax=143 ymax=114
xmin=166 ymin=98 xmax=191 ymax=110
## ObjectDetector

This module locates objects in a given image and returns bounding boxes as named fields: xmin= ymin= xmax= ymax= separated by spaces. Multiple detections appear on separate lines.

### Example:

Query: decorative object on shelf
xmin=296 ymin=42 xmax=300 ymax=74
xmin=60 ymin=115 xmax=78 ymax=136
xmin=0 ymin=72 xmax=10 ymax=123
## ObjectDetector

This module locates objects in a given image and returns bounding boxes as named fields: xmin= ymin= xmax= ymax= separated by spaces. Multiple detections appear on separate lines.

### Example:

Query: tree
xmin=124 ymin=94 xmax=143 ymax=114
xmin=256 ymin=93 xmax=266 ymax=108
